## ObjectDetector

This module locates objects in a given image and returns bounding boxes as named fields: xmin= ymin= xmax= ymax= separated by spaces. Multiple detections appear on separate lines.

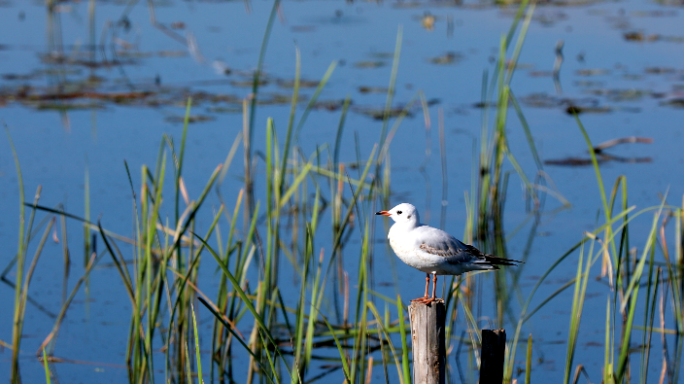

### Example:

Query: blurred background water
xmin=1 ymin=0 xmax=684 ymax=382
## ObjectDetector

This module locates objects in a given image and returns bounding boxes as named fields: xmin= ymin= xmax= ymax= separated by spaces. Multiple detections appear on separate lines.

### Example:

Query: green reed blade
xmin=563 ymin=240 xmax=593 ymax=384
xmin=42 ymin=347 xmax=51 ymax=384
xmin=218 ymin=132 xmax=243 ymax=190
xmin=293 ymin=61 xmax=337 ymax=142
xmin=6 ymin=127 xmax=26 ymax=384
xmin=279 ymin=162 xmax=313 ymax=210
xmin=503 ymin=0 xmax=530 ymax=48
xmin=278 ymin=47 xmax=300 ymax=197
xmin=396 ymin=295 xmax=411 ymax=384
xmin=175 ymin=97 xmax=192 ymax=226
xmin=198 ymin=297 xmax=257 ymax=359
xmin=84 ymin=164 xmax=91 ymax=267
xmin=377 ymin=25 xmax=402 ymax=151
xmin=259 ymin=331 xmax=279 ymax=384
xmin=526 ymin=334 xmax=532 ymax=384
xmin=333 ymin=96 xmax=352 ymax=169
xmin=604 ymin=296 xmax=613 ymax=384
xmin=248 ymin=0 xmax=281 ymax=141
xmin=620 ymin=199 xmax=666 ymax=313
xmin=191 ymin=304 xmax=203 ymax=384
xmin=195 ymin=233 xmax=280 ymax=348
xmin=319 ymin=312 xmax=351 ymax=382
xmin=504 ymin=1 xmax=534 ymax=85
xmin=367 ymin=302 xmax=404 ymax=384
xmin=99 ymin=221 xmax=135 ymax=303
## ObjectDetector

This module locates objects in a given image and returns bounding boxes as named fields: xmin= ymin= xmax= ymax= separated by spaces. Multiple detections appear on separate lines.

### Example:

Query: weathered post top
xmin=408 ymin=299 xmax=446 ymax=384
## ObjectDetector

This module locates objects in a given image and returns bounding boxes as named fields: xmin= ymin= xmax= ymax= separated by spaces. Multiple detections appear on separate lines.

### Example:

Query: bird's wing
xmin=413 ymin=226 xmax=485 ymax=265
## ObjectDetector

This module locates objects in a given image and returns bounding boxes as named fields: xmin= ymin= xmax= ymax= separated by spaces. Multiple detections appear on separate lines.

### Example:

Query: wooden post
xmin=479 ymin=329 xmax=506 ymax=384
xmin=408 ymin=299 xmax=446 ymax=384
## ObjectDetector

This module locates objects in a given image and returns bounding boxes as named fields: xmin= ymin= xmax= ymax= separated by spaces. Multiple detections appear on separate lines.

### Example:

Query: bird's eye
xmin=397 ymin=211 xmax=402 ymax=215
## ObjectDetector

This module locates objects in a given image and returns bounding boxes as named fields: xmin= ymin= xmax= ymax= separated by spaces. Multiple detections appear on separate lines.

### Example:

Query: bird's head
xmin=375 ymin=203 xmax=420 ymax=226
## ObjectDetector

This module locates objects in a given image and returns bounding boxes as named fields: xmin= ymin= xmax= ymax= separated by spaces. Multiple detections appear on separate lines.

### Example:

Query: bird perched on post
xmin=375 ymin=203 xmax=521 ymax=304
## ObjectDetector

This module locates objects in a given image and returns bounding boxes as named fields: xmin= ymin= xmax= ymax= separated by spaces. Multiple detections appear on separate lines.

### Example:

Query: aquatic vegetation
xmin=3 ymin=0 xmax=684 ymax=383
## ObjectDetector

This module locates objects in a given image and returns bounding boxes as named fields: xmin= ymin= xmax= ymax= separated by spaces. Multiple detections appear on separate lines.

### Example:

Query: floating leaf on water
xmin=257 ymin=93 xmax=307 ymax=105
xmin=32 ymin=91 xmax=154 ymax=102
xmin=623 ymin=31 xmax=660 ymax=42
xmin=631 ymin=10 xmax=677 ymax=17
xmin=209 ymin=94 xmax=243 ymax=104
xmin=40 ymin=52 xmax=137 ymax=68
xmin=546 ymin=155 xmax=652 ymax=166
xmin=583 ymin=88 xmax=649 ymax=102
xmin=545 ymin=157 xmax=594 ymax=166
xmin=533 ymin=10 xmax=568 ymax=26
xmin=661 ymin=35 xmax=684 ymax=43
xmin=276 ymin=78 xmax=320 ymax=89
xmin=576 ymin=68 xmax=611 ymax=76
xmin=312 ymin=99 xmax=350 ymax=111
xmin=574 ymin=80 xmax=604 ymax=87
xmin=40 ymin=68 xmax=82 ymax=76
xmin=367 ymin=52 xmax=394 ymax=59
xmin=566 ymin=105 xmax=612 ymax=114
xmin=660 ymin=98 xmax=684 ymax=108
xmin=353 ymin=61 xmax=386 ymax=69
xmin=428 ymin=52 xmax=463 ymax=65
xmin=645 ymin=67 xmax=675 ymax=74
xmin=230 ymin=78 xmax=268 ymax=87
xmin=165 ymin=115 xmax=215 ymax=123
xmin=392 ymin=2 xmax=424 ymax=9
xmin=358 ymin=86 xmax=389 ymax=94
xmin=354 ymin=106 xmax=415 ymax=120
xmin=35 ymin=102 xmax=105 ymax=111
xmin=207 ymin=106 xmax=242 ymax=113
xmin=519 ymin=93 xmax=559 ymax=108
xmin=520 ymin=93 xmax=605 ymax=111
xmin=116 ymin=51 xmax=154 ymax=59
xmin=2 ymin=73 xmax=41 ymax=81
xmin=472 ymin=101 xmax=498 ymax=108
xmin=546 ymin=136 xmax=652 ymax=166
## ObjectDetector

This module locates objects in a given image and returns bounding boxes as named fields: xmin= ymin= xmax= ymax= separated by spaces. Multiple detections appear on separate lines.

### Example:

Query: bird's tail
xmin=483 ymin=255 xmax=523 ymax=267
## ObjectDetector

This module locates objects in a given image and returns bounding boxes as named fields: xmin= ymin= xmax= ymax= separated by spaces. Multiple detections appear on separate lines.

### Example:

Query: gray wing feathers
xmin=414 ymin=226 xmax=521 ymax=267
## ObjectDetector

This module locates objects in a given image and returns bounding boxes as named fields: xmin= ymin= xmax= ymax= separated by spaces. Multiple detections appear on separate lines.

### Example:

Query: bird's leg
xmin=424 ymin=274 xmax=430 ymax=299
xmin=420 ymin=274 xmax=438 ymax=305
xmin=413 ymin=274 xmax=439 ymax=304
xmin=430 ymin=274 xmax=437 ymax=301
xmin=411 ymin=274 xmax=431 ymax=303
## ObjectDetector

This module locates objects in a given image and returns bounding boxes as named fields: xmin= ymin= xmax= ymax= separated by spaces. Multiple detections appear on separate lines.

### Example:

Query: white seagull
xmin=376 ymin=203 xmax=521 ymax=304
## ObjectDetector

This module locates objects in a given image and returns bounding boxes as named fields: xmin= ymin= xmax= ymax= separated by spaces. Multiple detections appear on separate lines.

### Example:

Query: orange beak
xmin=375 ymin=211 xmax=391 ymax=216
